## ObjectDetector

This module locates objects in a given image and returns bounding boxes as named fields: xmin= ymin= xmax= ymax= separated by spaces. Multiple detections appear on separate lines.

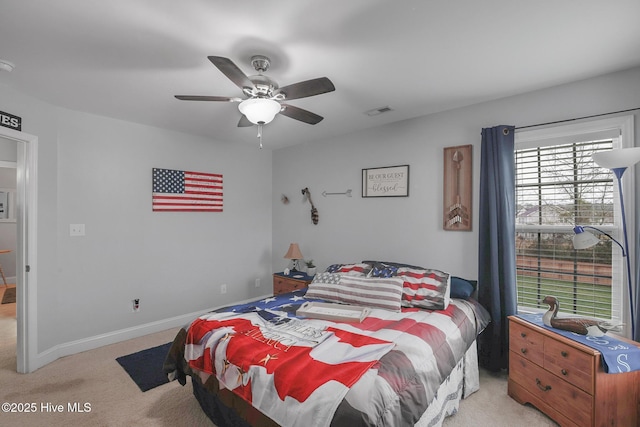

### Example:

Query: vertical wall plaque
xmin=443 ymin=145 xmax=472 ymax=230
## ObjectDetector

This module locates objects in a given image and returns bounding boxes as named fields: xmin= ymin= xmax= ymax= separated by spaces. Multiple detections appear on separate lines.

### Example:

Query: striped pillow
xmin=397 ymin=267 xmax=451 ymax=310
xmin=325 ymin=263 xmax=371 ymax=276
xmin=305 ymin=273 xmax=403 ymax=312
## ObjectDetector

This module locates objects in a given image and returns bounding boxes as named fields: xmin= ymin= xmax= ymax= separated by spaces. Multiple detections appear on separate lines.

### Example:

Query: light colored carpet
xmin=0 ymin=292 xmax=557 ymax=426
xmin=442 ymin=368 xmax=557 ymax=426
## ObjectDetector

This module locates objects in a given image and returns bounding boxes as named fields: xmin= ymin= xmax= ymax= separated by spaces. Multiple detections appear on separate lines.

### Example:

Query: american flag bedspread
xmin=164 ymin=290 xmax=490 ymax=427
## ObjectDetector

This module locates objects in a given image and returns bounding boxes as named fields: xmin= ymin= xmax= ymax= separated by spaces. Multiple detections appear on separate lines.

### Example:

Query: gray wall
xmin=0 ymin=84 xmax=273 ymax=354
xmin=272 ymin=67 xmax=640 ymax=281
xmin=1 ymin=65 xmax=638 ymax=366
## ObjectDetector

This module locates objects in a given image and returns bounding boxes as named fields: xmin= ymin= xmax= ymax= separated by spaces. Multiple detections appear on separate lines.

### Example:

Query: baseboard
xmin=31 ymin=293 xmax=272 ymax=372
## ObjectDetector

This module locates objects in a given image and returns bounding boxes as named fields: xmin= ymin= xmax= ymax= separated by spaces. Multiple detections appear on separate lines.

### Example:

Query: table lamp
xmin=284 ymin=243 xmax=303 ymax=272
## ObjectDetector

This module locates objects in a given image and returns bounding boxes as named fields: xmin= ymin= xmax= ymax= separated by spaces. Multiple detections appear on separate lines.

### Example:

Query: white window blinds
xmin=515 ymin=138 xmax=623 ymax=321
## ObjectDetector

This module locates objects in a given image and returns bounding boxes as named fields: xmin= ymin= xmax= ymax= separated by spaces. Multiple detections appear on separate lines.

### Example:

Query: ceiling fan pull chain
xmin=257 ymin=123 xmax=263 ymax=149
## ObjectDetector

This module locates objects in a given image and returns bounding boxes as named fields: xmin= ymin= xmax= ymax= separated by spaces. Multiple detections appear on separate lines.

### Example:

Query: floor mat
xmin=116 ymin=342 xmax=172 ymax=391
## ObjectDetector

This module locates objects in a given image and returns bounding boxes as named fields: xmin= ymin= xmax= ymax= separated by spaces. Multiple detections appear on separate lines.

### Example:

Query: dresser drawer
xmin=272 ymin=274 xmax=312 ymax=295
xmin=273 ymin=278 xmax=302 ymax=294
xmin=510 ymin=320 xmax=545 ymax=366
xmin=544 ymin=337 xmax=594 ymax=394
xmin=510 ymin=352 xmax=592 ymax=427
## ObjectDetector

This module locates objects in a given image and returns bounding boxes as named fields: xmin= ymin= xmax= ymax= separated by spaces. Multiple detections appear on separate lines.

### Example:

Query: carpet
xmin=1 ymin=287 xmax=15 ymax=304
xmin=116 ymin=342 xmax=172 ymax=392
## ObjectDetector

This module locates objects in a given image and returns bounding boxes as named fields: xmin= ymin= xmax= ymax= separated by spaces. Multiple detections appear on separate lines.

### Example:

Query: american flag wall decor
xmin=152 ymin=168 xmax=223 ymax=212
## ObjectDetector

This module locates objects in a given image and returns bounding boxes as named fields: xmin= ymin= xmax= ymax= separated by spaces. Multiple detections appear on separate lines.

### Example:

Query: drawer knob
xmin=561 ymin=369 xmax=567 ymax=376
xmin=520 ymin=348 xmax=527 ymax=354
xmin=535 ymin=378 xmax=552 ymax=392
xmin=520 ymin=332 xmax=526 ymax=338
xmin=561 ymin=351 xmax=568 ymax=358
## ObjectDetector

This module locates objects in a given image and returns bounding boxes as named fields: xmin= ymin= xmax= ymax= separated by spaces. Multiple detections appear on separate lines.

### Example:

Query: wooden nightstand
xmin=508 ymin=315 xmax=640 ymax=426
xmin=272 ymin=272 xmax=313 ymax=295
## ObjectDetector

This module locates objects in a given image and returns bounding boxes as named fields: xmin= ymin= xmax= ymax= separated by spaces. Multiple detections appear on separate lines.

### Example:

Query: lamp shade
xmin=283 ymin=243 xmax=303 ymax=260
xmin=592 ymin=147 xmax=640 ymax=169
xmin=572 ymin=226 xmax=600 ymax=250
xmin=238 ymin=98 xmax=281 ymax=124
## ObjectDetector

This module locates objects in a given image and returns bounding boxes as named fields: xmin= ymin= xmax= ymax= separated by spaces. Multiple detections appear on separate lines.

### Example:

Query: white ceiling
xmin=1 ymin=0 xmax=639 ymax=149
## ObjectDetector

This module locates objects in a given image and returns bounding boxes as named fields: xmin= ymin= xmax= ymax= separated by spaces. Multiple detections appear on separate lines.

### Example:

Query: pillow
xmin=305 ymin=273 xmax=403 ymax=312
xmin=397 ymin=267 xmax=450 ymax=310
xmin=450 ymin=276 xmax=476 ymax=300
xmin=325 ymin=264 xmax=343 ymax=273
xmin=362 ymin=260 xmax=426 ymax=271
xmin=325 ymin=263 xmax=371 ymax=276
xmin=366 ymin=262 xmax=399 ymax=278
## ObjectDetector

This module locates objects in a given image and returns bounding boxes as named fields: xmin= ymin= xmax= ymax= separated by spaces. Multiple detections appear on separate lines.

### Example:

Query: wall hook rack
xmin=322 ymin=189 xmax=352 ymax=197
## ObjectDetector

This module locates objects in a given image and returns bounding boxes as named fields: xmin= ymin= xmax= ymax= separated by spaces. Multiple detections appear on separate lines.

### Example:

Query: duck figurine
xmin=541 ymin=296 xmax=622 ymax=337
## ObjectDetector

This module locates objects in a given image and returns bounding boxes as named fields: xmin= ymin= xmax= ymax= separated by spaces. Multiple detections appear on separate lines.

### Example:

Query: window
xmin=515 ymin=116 xmax=635 ymax=331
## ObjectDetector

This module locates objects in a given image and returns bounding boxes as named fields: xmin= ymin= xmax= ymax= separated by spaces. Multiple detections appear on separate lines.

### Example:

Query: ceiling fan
xmin=175 ymin=55 xmax=335 ymax=143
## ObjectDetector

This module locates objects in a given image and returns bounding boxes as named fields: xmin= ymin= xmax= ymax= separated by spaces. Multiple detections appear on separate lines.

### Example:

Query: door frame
xmin=0 ymin=126 xmax=37 ymax=373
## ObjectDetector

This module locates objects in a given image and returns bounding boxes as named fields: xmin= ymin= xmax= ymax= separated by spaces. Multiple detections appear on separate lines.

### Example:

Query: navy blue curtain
xmin=477 ymin=125 xmax=517 ymax=372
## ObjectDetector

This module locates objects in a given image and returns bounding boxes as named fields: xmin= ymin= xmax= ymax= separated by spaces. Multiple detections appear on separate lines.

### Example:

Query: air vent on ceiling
xmin=364 ymin=106 xmax=394 ymax=117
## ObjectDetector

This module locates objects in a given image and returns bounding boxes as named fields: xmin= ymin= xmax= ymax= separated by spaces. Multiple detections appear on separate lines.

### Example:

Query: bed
xmin=164 ymin=261 xmax=491 ymax=427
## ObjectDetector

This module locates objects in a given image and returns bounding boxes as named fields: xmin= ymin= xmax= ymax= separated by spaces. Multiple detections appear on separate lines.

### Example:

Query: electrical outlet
xmin=220 ymin=284 xmax=227 ymax=294
xmin=255 ymin=278 xmax=261 ymax=288
xmin=132 ymin=298 xmax=140 ymax=312
xmin=70 ymin=223 xmax=86 ymax=236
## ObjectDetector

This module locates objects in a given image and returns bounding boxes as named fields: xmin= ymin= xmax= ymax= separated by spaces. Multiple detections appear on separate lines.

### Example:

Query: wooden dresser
xmin=272 ymin=272 xmax=313 ymax=295
xmin=508 ymin=316 xmax=640 ymax=427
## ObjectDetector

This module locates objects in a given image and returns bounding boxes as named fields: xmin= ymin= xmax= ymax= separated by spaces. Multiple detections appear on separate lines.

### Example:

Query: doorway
xmin=0 ymin=128 xmax=37 ymax=373
xmin=0 ymin=155 xmax=17 ymax=371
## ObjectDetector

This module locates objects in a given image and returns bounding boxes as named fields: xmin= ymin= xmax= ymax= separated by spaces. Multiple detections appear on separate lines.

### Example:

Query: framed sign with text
xmin=362 ymin=165 xmax=409 ymax=198
xmin=0 ymin=110 xmax=21 ymax=131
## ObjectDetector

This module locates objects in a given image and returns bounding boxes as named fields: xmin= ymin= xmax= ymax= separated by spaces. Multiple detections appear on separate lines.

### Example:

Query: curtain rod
xmin=515 ymin=107 xmax=640 ymax=130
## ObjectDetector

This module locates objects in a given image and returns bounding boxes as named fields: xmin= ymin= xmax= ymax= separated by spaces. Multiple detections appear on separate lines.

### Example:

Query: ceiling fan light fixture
xmin=177 ymin=56 xmax=334 ymax=129
xmin=238 ymin=98 xmax=281 ymax=125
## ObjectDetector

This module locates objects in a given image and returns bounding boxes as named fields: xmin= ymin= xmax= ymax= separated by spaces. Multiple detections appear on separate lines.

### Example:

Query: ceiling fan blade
xmin=208 ymin=56 xmax=254 ymax=91
xmin=237 ymin=115 xmax=253 ymax=127
xmin=279 ymin=104 xmax=324 ymax=125
xmin=275 ymin=77 xmax=335 ymax=100
xmin=175 ymin=95 xmax=242 ymax=102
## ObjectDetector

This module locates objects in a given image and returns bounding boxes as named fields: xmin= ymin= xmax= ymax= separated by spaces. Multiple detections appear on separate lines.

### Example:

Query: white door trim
xmin=0 ymin=126 xmax=38 ymax=373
